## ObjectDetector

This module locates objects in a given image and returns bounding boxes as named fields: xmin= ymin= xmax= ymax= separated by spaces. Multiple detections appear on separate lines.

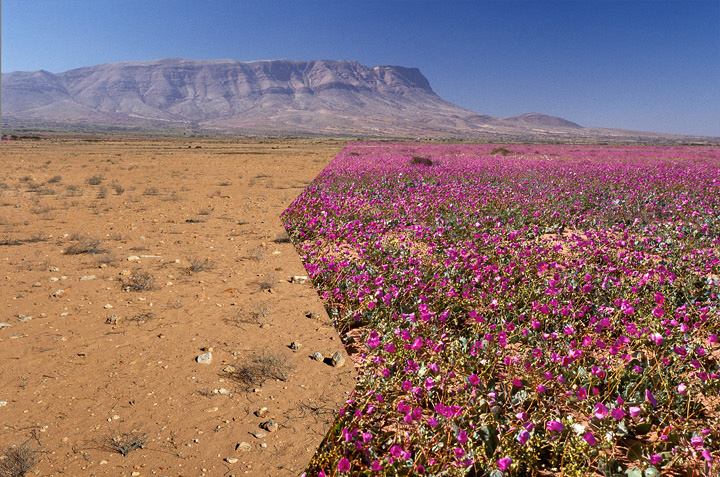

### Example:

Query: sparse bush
xmin=0 ymin=438 xmax=41 ymax=477
xmin=121 ymin=270 xmax=155 ymax=292
xmin=64 ymin=237 xmax=106 ymax=255
xmin=410 ymin=156 xmax=432 ymax=166
xmin=110 ymin=180 xmax=124 ymax=195
xmin=143 ymin=187 xmax=159 ymax=196
xmin=86 ymin=175 xmax=104 ymax=185
xmin=187 ymin=257 xmax=214 ymax=274
xmin=47 ymin=175 xmax=62 ymax=184
xmin=490 ymin=146 xmax=512 ymax=156
xmin=101 ymin=431 xmax=146 ymax=457
xmin=227 ymin=351 xmax=291 ymax=389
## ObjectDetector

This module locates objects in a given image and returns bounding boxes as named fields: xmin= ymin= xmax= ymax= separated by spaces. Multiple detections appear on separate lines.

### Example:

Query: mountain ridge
xmin=3 ymin=58 xmax=717 ymax=143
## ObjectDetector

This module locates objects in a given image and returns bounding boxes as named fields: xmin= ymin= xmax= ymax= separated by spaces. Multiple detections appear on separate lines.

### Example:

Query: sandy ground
xmin=0 ymin=137 xmax=355 ymax=476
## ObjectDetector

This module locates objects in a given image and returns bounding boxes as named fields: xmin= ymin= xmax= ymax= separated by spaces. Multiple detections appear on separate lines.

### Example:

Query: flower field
xmin=282 ymin=143 xmax=720 ymax=476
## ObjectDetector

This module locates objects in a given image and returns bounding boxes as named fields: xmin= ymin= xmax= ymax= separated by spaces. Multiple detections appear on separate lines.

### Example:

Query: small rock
xmin=32 ymin=282 xmax=42 ymax=287
xmin=49 ymin=266 xmax=60 ymax=272
xmin=225 ymin=457 xmax=238 ymax=464
xmin=291 ymin=275 xmax=308 ymax=284
xmin=289 ymin=341 xmax=301 ymax=350
xmin=0 ymin=401 xmax=7 ymax=407
xmin=236 ymin=441 xmax=251 ymax=452
xmin=0 ymin=323 xmax=11 ymax=329
xmin=17 ymin=315 xmax=33 ymax=322
xmin=104 ymin=303 xmax=113 ymax=309
xmin=80 ymin=275 xmax=96 ymax=280
xmin=331 ymin=351 xmax=346 ymax=368
xmin=131 ymin=472 xmax=141 ymax=476
xmin=204 ymin=406 xmax=219 ymax=413
xmin=49 ymin=277 xmax=60 ymax=282
xmin=215 ymin=388 xmax=230 ymax=395
xmin=311 ymin=352 xmax=324 ymax=361
xmin=196 ymin=352 xmax=212 ymax=364
xmin=251 ymin=430 xmax=266 ymax=439
xmin=51 ymin=289 xmax=67 ymax=298
xmin=222 ymin=365 xmax=236 ymax=373
xmin=127 ymin=255 xmax=141 ymax=261
xmin=254 ymin=407 xmax=268 ymax=418
xmin=260 ymin=419 xmax=278 ymax=433
xmin=99 ymin=460 xmax=108 ymax=465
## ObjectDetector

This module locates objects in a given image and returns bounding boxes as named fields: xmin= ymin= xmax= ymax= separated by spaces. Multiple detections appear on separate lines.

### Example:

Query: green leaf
xmin=478 ymin=425 xmax=499 ymax=459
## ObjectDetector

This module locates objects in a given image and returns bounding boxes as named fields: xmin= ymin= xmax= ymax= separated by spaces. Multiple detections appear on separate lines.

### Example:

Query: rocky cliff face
xmin=2 ymin=58 xmax=713 ymax=142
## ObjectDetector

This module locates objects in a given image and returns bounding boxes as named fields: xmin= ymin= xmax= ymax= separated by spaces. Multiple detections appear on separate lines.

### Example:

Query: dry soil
xmin=0 ymin=137 xmax=355 ymax=476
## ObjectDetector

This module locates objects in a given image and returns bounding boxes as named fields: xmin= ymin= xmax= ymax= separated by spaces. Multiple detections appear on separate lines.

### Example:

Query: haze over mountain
xmin=2 ymin=58 xmax=715 ymax=142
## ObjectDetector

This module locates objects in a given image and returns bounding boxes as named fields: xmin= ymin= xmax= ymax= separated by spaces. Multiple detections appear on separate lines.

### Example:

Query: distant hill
xmin=2 ymin=58 xmax=716 ymax=143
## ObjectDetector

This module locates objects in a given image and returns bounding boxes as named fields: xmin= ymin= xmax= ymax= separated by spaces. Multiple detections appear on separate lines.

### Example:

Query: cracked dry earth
xmin=0 ymin=137 xmax=356 ymax=476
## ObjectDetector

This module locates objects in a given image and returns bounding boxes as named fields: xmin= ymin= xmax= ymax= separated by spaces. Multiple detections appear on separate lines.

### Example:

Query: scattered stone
xmin=289 ymin=341 xmax=302 ymax=351
xmin=260 ymin=323 xmax=272 ymax=329
xmin=49 ymin=266 xmax=60 ymax=272
xmin=204 ymin=406 xmax=219 ymax=413
xmin=17 ymin=314 xmax=32 ymax=322
xmin=236 ymin=441 xmax=251 ymax=452
xmin=104 ymin=303 xmax=113 ymax=309
xmin=311 ymin=352 xmax=324 ymax=361
xmin=331 ymin=351 xmax=346 ymax=368
xmin=251 ymin=430 xmax=266 ymax=439
xmin=214 ymin=388 xmax=230 ymax=395
xmin=105 ymin=315 xmax=120 ymax=325
xmin=80 ymin=275 xmax=96 ymax=280
xmin=222 ymin=365 xmax=236 ymax=373
xmin=225 ymin=457 xmax=238 ymax=464
xmin=0 ymin=401 xmax=7 ymax=407
xmin=196 ymin=352 xmax=213 ymax=364
xmin=32 ymin=282 xmax=42 ymax=287
xmin=306 ymin=311 xmax=320 ymax=320
xmin=254 ymin=407 xmax=269 ymax=418
xmin=49 ymin=277 xmax=60 ymax=282
xmin=290 ymin=275 xmax=308 ymax=284
xmin=127 ymin=255 xmax=141 ymax=261
xmin=51 ymin=289 xmax=67 ymax=298
xmin=260 ymin=419 xmax=278 ymax=433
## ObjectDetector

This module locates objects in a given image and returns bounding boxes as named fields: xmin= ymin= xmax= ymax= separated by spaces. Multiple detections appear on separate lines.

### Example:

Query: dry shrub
xmin=227 ymin=352 xmax=291 ymax=389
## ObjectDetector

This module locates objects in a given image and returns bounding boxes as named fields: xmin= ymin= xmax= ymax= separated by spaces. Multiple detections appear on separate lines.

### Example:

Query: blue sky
xmin=2 ymin=0 xmax=719 ymax=136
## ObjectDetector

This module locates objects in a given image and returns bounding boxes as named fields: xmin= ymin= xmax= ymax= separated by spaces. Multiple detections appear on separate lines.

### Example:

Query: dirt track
xmin=0 ymin=137 xmax=355 ymax=476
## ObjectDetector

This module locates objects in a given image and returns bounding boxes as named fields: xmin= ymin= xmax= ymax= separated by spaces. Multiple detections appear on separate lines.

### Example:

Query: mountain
xmin=2 ymin=58 xmax=715 ymax=142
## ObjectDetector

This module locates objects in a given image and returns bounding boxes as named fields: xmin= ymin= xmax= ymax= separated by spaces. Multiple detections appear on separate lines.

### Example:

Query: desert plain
xmin=0 ymin=136 xmax=356 ymax=476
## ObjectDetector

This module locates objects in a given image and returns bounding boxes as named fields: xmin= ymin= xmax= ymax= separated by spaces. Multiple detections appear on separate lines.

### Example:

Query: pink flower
xmin=645 ymin=389 xmax=658 ymax=407
xmin=677 ymin=383 xmax=687 ymax=395
xmin=497 ymin=457 xmax=512 ymax=471
xmin=702 ymin=450 xmax=712 ymax=462
xmin=650 ymin=454 xmax=663 ymax=464
xmin=366 ymin=331 xmax=380 ymax=348
xmin=629 ymin=406 xmax=641 ymax=418
xmin=457 ymin=430 xmax=468 ymax=444
xmin=547 ymin=420 xmax=564 ymax=432
xmin=338 ymin=457 xmax=351 ymax=472
xmin=583 ymin=431 xmax=597 ymax=446
xmin=610 ymin=407 xmax=626 ymax=420
xmin=593 ymin=403 xmax=609 ymax=419
xmin=518 ymin=429 xmax=530 ymax=445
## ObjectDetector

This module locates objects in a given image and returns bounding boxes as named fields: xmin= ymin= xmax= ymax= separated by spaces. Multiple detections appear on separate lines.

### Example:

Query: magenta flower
xmin=650 ymin=454 xmax=663 ymax=464
xmin=497 ymin=457 xmax=512 ymax=471
xmin=583 ymin=431 xmax=597 ymax=446
xmin=547 ymin=420 xmax=564 ymax=432
xmin=338 ymin=457 xmax=351 ymax=472
xmin=645 ymin=389 xmax=658 ymax=407
xmin=457 ymin=430 xmax=468 ymax=444
xmin=610 ymin=407 xmax=626 ymax=420
xmin=593 ymin=403 xmax=609 ymax=419
xmin=629 ymin=406 xmax=641 ymax=418
xmin=518 ymin=429 xmax=530 ymax=445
